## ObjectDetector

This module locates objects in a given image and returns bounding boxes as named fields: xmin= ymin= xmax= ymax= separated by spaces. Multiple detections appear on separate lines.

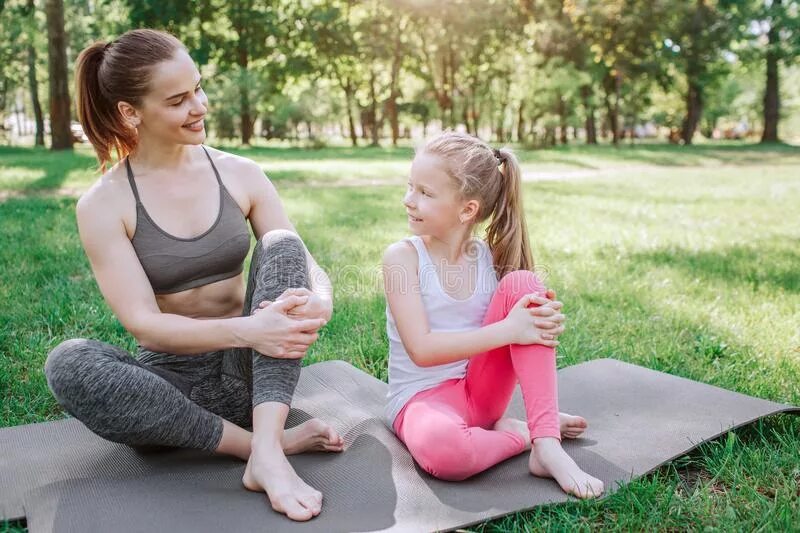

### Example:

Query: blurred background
xmin=0 ymin=0 xmax=798 ymax=150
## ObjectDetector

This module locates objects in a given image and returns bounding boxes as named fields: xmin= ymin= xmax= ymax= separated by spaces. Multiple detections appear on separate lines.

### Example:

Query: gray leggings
xmin=44 ymin=230 xmax=309 ymax=452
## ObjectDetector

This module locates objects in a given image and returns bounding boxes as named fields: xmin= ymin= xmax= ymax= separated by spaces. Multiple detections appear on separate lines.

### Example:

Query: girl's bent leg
xmin=394 ymin=382 xmax=527 ymax=481
xmin=44 ymin=338 xmax=223 ymax=451
xmin=465 ymin=270 xmax=560 ymax=441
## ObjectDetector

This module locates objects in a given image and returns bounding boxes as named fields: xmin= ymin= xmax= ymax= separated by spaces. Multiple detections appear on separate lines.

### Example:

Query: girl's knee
xmin=406 ymin=426 xmax=477 ymax=481
xmin=497 ymin=270 xmax=546 ymax=301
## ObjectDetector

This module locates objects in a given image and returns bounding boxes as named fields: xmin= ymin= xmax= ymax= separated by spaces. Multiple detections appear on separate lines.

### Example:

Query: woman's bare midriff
xmin=155 ymin=273 xmax=247 ymax=319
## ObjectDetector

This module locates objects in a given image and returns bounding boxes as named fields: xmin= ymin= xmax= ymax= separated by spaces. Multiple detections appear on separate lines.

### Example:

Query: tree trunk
xmin=25 ymin=0 xmax=44 ymax=145
xmin=339 ymin=77 xmax=358 ymax=147
xmin=237 ymin=56 xmax=252 ymax=144
xmin=45 ymin=0 xmax=72 ymax=150
xmin=681 ymin=80 xmax=703 ymax=145
xmin=581 ymin=85 xmax=597 ymax=144
xmin=761 ymin=0 xmax=781 ymax=143
xmin=603 ymin=71 xmax=620 ymax=146
xmin=612 ymin=70 xmax=621 ymax=145
xmin=387 ymin=22 xmax=404 ymax=147
xmin=544 ymin=126 xmax=556 ymax=147
xmin=558 ymin=96 xmax=568 ymax=144
xmin=516 ymin=102 xmax=526 ymax=143
xmin=27 ymin=44 xmax=44 ymax=146
xmin=369 ymin=68 xmax=379 ymax=146
xmin=462 ymin=98 xmax=472 ymax=135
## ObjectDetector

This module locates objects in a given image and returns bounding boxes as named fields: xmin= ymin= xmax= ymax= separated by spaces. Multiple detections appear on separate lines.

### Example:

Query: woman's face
xmin=135 ymin=49 xmax=208 ymax=146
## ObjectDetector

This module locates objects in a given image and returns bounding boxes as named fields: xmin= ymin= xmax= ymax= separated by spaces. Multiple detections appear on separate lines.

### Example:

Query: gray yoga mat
xmin=2 ymin=358 xmax=798 ymax=533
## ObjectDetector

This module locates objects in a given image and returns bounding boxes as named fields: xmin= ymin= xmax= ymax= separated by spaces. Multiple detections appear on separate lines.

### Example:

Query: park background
xmin=1 ymin=0 xmax=799 ymax=531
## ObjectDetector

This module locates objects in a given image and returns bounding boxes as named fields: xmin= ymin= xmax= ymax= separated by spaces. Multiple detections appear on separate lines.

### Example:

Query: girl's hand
xmin=254 ymin=288 xmax=333 ymax=322
xmin=244 ymin=295 xmax=327 ymax=358
xmin=536 ymin=289 xmax=565 ymax=341
xmin=503 ymin=293 xmax=565 ymax=347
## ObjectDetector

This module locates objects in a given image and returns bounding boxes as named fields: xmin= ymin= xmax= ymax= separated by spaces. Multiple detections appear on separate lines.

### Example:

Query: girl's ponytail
xmin=485 ymin=148 xmax=533 ymax=278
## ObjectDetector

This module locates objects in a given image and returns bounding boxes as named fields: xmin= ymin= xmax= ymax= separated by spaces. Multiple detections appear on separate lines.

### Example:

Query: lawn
xmin=1 ymin=141 xmax=799 ymax=531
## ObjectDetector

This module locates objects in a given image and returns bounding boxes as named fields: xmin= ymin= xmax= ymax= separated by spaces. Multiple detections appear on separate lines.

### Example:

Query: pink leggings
xmin=393 ymin=270 xmax=560 ymax=481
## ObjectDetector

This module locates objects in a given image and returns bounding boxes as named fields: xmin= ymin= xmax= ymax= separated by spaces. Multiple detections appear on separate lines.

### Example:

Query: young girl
xmin=383 ymin=131 xmax=604 ymax=498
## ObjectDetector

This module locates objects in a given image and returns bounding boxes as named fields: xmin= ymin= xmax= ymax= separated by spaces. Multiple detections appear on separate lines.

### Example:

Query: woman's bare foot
xmin=493 ymin=413 xmax=588 ymax=448
xmin=559 ymin=412 xmax=588 ymax=439
xmin=282 ymin=418 xmax=344 ymax=455
xmin=243 ymin=442 xmax=323 ymax=521
xmin=529 ymin=437 xmax=604 ymax=499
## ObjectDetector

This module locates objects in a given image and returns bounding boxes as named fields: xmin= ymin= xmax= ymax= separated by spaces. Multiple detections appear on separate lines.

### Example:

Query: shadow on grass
xmin=629 ymin=242 xmax=800 ymax=294
xmin=519 ymin=141 xmax=800 ymax=168
xmin=220 ymin=143 xmax=415 ymax=161
xmin=0 ymin=146 xmax=97 ymax=192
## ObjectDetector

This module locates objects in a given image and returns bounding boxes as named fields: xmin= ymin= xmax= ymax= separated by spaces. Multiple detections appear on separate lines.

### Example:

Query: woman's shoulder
xmin=202 ymin=145 xmax=264 ymax=180
xmin=76 ymin=160 xmax=133 ymax=221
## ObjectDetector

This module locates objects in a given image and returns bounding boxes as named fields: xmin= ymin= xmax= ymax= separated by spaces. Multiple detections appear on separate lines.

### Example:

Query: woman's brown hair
xmin=75 ymin=29 xmax=185 ymax=171
xmin=422 ymin=131 xmax=533 ymax=279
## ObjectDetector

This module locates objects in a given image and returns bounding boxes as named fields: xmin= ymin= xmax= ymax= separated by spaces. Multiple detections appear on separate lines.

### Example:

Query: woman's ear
xmin=459 ymin=199 xmax=480 ymax=224
xmin=117 ymin=101 xmax=141 ymax=128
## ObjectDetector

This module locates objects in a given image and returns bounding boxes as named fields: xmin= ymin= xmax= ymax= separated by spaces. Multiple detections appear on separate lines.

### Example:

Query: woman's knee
xmin=259 ymin=229 xmax=304 ymax=255
xmin=45 ymin=339 xmax=90 ymax=393
xmin=44 ymin=339 xmax=124 ymax=401
xmin=496 ymin=270 xmax=546 ymax=301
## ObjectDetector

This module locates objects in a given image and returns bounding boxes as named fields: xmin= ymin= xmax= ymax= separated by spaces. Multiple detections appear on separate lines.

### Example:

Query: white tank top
xmin=384 ymin=236 xmax=499 ymax=426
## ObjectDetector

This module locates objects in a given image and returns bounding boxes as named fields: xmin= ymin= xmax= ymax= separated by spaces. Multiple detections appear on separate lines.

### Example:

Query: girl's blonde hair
xmin=422 ymin=131 xmax=533 ymax=279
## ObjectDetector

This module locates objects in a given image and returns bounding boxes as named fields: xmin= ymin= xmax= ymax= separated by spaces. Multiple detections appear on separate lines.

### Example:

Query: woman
xmin=44 ymin=29 xmax=340 ymax=522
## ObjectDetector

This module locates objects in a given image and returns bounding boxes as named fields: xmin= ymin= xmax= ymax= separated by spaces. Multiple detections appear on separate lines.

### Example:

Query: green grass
xmin=1 ymin=141 xmax=799 ymax=531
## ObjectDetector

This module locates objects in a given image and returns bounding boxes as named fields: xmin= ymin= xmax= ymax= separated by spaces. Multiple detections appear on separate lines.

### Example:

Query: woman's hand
xmin=242 ymin=295 xmax=327 ymax=358
xmin=254 ymin=288 xmax=332 ymax=322
xmin=502 ymin=292 xmax=565 ymax=347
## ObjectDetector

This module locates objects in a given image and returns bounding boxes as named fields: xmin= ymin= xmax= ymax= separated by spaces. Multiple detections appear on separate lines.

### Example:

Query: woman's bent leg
xmin=240 ymin=229 xmax=327 ymax=522
xmin=44 ymin=338 xmax=223 ymax=451
xmin=243 ymin=229 xmax=309 ymax=408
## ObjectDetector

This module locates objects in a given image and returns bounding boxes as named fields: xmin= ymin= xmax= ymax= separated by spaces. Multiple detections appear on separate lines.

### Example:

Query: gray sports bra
xmin=126 ymin=146 xmax=251 ymax=295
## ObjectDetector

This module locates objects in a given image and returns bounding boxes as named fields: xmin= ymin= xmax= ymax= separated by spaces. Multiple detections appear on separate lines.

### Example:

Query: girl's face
xmin=134 ymin=50 xmax=208 ymax=146
xmin=404 ymin=152 xmax=467 ymax=237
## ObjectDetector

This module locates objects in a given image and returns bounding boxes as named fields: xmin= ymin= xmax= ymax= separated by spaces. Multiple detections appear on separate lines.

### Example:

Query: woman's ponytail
xmin=75 ymin=42 xmax=130 ymax=171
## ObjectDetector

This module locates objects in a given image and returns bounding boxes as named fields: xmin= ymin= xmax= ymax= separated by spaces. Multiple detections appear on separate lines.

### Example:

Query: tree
xmin=45 ymin=0 xmax=72 ymax=150
xmin=756 ymin=0 xmax=800 ymax=142
xmin=565 ymin=0 xmax=667 ymax=145
xmin=24 ymin=0 xmax=44 ymax=146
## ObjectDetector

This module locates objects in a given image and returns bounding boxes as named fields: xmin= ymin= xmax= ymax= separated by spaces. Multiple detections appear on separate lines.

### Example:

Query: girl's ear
xmin=459 ymin=199 xmax=480 ymax=224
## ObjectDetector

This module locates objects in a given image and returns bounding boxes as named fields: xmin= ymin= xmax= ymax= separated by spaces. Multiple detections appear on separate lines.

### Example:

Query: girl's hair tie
xmin=493 ymin=148 xmax=505 ymax=165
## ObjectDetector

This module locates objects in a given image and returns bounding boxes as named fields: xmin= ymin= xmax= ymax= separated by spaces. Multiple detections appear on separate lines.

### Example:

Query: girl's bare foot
xmin=243 ymin=442 xmax=323 ymax=522
xmin=529 ymin=437 xmax=604 ymax=499
xmin=282 ymin=418 xmax=344 ymax=455
xmin=493 ymin=417 xmax=532 ymax=450
xmin=492 ymin=413 xmax=588 ymax=448
xmin=559 ymin=412 xmax=588 ymax=439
